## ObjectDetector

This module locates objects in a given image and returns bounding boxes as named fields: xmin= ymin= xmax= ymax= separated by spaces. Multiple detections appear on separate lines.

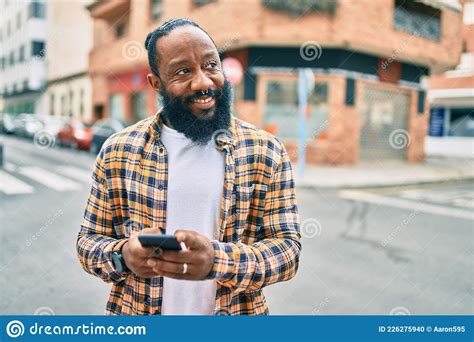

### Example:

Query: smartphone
xmin=138 ymin=234 xmax=184 ymax=251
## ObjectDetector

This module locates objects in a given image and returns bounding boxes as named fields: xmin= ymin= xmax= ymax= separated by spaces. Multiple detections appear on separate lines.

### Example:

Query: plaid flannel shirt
xmin=76 ymin=112 xmax=301 ymax=315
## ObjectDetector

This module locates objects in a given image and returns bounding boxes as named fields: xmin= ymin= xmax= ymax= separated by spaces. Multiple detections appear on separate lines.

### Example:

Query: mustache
xmin=185 ymin=88 xmax=220 ymax=103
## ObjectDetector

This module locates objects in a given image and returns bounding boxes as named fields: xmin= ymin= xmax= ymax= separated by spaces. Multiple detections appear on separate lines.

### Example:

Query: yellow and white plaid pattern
xmin=76 ymin=112 xmax=301 ymax=315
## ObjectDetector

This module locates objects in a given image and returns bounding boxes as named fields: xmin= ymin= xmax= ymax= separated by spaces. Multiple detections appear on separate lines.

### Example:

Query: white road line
xmin=0 ymin=170 xmax=35 ymax=195
xmin=18 ymin=166 xmax=82 ymax=192
xmin=3 ymin=162 xmax=17 ymax=172
xmin=339 ymin=190 xmax=474 ymax=221
xmin=55 ymin=166 xmax=92 ymax=184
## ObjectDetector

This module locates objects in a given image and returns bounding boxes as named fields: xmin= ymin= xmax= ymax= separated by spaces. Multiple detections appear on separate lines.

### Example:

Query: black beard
xmin=159 ymin=79 xmax=232 ymax=145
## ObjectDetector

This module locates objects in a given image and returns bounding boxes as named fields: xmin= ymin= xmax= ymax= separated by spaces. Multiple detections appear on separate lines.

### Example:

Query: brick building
xmin=86 ymin=0 xmax=463 ymax=164
xmin=427 ymin=0 xmax=473 ymax=158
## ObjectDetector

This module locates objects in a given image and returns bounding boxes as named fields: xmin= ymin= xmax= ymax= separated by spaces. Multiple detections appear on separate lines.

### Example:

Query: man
xmin=76 ymin=18 xmax=301 ymax=315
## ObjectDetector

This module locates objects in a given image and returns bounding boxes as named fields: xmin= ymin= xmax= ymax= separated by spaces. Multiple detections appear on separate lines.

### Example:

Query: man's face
xmin=147 ymin=25 xmax=232 ymax=145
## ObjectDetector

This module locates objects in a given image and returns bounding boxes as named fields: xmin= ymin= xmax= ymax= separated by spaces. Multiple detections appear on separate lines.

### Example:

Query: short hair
xmin=144 ymin=18 xmax=217 ymax=77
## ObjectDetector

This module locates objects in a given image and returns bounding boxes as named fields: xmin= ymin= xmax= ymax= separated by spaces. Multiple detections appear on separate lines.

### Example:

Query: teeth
xmin=193 ymin=96 xmax=213 ymax=104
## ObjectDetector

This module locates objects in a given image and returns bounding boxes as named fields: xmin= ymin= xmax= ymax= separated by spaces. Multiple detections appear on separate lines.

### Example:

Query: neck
xmin=161 ymin=115 xmax=174 ymax=129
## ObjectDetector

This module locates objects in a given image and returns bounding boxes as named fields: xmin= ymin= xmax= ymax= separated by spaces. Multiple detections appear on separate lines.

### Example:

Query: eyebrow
xmin=167 ymin=50 xmax=218 ymax=69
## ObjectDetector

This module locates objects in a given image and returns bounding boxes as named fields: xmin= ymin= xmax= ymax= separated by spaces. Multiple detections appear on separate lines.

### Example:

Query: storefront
xmin=228 ymin=46 xmax=429 ymax=164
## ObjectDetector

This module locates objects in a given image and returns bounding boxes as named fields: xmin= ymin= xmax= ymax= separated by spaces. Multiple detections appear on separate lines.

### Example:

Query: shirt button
xmin=158 ymin=184 xmax=164 ymax=191
xmin=159 ymin=147 xmax=164 ymax=154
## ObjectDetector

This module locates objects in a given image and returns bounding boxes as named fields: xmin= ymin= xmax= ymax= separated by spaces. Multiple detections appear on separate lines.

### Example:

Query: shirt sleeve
xmin=206 ymin=141 xmax=302 ymax=294
xmin=76 ymin=149 xmax=129 ymax=284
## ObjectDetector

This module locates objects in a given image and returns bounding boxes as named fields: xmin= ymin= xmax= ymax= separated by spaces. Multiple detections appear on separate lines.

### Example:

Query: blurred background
xmin=0 ymin=0 xmax=472 ymax=315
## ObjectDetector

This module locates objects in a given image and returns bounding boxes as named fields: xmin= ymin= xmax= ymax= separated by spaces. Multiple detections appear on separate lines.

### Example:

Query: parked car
xmin=57 ymin=120 xmax=93 ymax=150
xmin=12 ymin=114 xmax=44 ymax=138
xmin=90 ymin=118 xmax=124 ymax=154
xmin=0 ymin=113 xmax=17 ymax=134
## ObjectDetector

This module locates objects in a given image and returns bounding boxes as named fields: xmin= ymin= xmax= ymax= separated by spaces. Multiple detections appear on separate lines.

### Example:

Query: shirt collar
xmin=150 ymin=110 xmax=237 ymax=151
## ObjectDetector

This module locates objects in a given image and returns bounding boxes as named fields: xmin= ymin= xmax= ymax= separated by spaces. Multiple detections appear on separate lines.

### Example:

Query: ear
xmin=147 ymin=74 xmax=161 ymax=92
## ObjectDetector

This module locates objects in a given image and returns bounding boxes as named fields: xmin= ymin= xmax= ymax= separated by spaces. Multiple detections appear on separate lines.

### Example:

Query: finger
xmin=133 ymin=245 xmax=158 ymax=258
xmin=175 ymin=230 xmax=202 ymax=250
xmin=155 ymin=249 xmax=198 ymax=264
xmin=149 ymin=259 xmax=188 ymax=275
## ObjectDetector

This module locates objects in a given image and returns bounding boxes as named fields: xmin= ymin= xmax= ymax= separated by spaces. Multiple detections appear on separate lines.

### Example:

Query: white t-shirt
xmin=160 ymin=123 xmax=224 ymax=315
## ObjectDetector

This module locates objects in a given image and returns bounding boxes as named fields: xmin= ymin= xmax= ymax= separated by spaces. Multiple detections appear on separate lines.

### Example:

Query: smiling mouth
xmin=191 ymin=95 xmax=214 ymax=104
xmin=190 ymin=95 xmax=216 ymax=111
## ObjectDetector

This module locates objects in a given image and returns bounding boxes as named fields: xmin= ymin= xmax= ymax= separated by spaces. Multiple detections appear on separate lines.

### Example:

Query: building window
xmin=23 ymin=79 xmax=28 ymax=90
xmin=19 ymin=45 xmax=24 ymax=62
xmin=193 ymin=0 xmax=216 ymax=7
xmin=394 ymin=0 xmax=441 ymax=41
xmin=7 ymin=20 xmax=11 ymax=37
xmin=9 ymin=51 xmax=14 ymax=66
xmin=69 ymin=90 xmax=74 ymax=116
xmin=16 ymin=11 xmax=21 ymax=29
xmin=31 ymin=41 xmax=45 ymax=58
xmin=1 ymin=56 xmax=4 ymax=70
xmin=109 ymin=93 xmax=125 ymax=122
xmin=263 ymin=79 xmax=330 ymax=140
xmin=50 ymin=93 xmax=55 ymax=116
xmin=29 ymin=1 xmax=46 ymax=19
xmin=116 ymin=22 xmax=127 ymax=38
xmin=150 ymin=0 xmax=162 ymax=21
xmin=79 ymin=89 xmax=84 ymax=117
xmin=61 ymin=95 xmax=66 ymax=116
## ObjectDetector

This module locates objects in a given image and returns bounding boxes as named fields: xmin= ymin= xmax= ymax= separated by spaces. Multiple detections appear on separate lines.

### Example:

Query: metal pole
xmin=297 ymin=69 xmax=308 ymax=178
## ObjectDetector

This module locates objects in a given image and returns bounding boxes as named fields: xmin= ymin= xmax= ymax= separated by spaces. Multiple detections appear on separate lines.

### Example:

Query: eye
xmin=176 ymin=68 xmax=190 ymax=75
xmin=206 ymin=61 xmax=218 ymax=70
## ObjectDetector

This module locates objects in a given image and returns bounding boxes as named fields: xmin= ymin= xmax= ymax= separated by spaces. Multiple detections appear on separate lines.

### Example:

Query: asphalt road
xmin=0 ymin=134 xmax=472 ymax=315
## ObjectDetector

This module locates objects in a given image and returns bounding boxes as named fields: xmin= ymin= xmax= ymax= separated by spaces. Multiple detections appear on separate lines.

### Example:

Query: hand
xmin=122 ymin=227 xmax=162 ymax=278
xmin=147 ymin=230 xmax=214 ymax=280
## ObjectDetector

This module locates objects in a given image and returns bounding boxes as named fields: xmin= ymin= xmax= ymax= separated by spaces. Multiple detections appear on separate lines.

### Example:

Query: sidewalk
xmin=295 ymin=157 xmax=474 ymax=189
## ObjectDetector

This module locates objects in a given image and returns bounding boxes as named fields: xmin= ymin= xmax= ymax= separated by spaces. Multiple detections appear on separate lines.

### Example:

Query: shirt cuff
xmin=206 ymin=240 xmax=236 ymax=282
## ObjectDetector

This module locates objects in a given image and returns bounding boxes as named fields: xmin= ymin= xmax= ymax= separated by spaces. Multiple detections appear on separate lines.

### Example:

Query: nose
xmin=190 ymin=69 xmax=213 ymax=93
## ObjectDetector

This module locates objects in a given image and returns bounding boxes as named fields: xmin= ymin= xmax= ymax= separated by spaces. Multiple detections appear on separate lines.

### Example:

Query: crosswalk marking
xmin=55 ymin=166 xmax=92 ymax=184
xmin=339 ymin=190 xmax=473 ymax=221
xmin=18 ymin=166 xmax=82 ymax=192
xmin=0 ymin=170 xmax=35 ymax=195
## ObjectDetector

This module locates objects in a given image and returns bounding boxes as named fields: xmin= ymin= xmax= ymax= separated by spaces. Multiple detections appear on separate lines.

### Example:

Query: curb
xmin=295 ymin=176 xmax=474 ymax=190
